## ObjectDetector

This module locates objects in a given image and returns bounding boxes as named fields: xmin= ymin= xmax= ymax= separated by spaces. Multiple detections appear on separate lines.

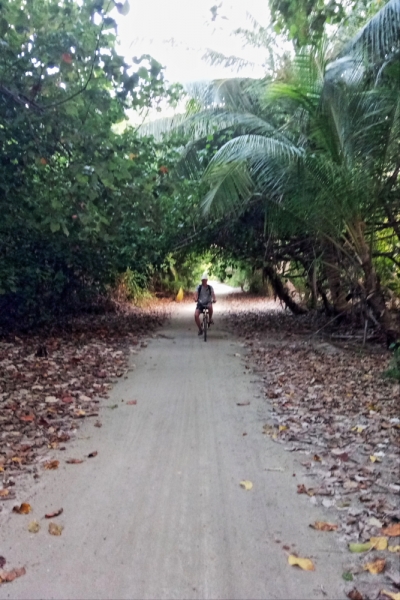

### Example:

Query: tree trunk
xmin=352 ymin=220 xmax=397 ymax=344
xmin=306 ymin=263 xmax=318 ymax=309
xmin=323 ymin=242 xmax=350 ymax=315
xmin=263 ymin=264 xmax=307 ymax=315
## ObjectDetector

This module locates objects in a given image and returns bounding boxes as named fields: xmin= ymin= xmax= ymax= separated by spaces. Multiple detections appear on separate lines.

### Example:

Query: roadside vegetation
xmin=0 ymin=0 xmax=399 ymax=362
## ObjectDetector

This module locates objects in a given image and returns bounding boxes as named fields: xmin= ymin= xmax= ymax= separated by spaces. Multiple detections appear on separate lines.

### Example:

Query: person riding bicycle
xmin=194 ymin=272 xmax=216 ymax=335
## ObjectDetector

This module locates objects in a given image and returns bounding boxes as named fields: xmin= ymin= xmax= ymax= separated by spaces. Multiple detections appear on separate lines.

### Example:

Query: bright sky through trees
xmin=114 ymin=0 xmax=271 ymax=83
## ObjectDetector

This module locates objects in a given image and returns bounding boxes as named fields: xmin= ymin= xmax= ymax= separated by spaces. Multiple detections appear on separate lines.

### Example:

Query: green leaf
xmin=116 ymin=1 xmax=130 ymax=16
xmin=138 ymin=66 xmax=149 ymax=80
xmin=342 ymin=572 xmax=353 ymax=581
xmin=50 ymin=222 xmax=61 ymax=233
xmin=348 ymin=542 xmax=371 ymax=553
xmin=0 ymin=17 xmax=8 ymax=37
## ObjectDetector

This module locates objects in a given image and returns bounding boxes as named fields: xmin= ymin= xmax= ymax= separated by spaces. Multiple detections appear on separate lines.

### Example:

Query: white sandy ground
xmin=0 ymin=287 xmax=347 ymax=600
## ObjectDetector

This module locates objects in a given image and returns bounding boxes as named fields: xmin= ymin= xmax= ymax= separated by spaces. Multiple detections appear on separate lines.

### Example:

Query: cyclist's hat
xmin=201 ymin=271 xmax=209 ymax=280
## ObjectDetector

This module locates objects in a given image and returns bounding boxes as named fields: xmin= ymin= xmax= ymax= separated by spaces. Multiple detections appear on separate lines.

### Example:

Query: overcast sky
xmin=114 ymin=0 xmax=272 ymax=83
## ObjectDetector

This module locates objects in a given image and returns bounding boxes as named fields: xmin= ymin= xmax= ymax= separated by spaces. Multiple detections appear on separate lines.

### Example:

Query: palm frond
xmin=205 ymin=134 xmax=302 ymax=169
xmin=201 ymin=161 xmax=254 ymax=215
xmin=339 ymin=0 xmax=400 ymax=66
xmin=202 ymin=49 xmax=257 ymax=72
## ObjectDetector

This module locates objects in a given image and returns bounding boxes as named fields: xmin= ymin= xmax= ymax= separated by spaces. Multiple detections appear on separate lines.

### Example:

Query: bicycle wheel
xmin=203 ymin=311 xmax=207 ymax=342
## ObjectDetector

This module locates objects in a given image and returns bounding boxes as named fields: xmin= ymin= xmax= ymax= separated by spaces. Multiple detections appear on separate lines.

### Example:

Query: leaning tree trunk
xmin=352 ymin=220 xmax=398 ymax=344
xmin=263 ymin=264 xmax=307 ymax=315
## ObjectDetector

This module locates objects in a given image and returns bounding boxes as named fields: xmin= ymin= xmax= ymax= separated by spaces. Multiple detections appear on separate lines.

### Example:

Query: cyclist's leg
xmin=208 ymin=302 xmax=214 ymax=324
xmin=195 ymin=307 xmax=202 ymax=332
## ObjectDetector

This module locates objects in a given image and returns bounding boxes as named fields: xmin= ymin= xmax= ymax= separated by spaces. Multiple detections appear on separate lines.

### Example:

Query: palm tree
xmin=200 ymin=39 xmax=399 ymax=332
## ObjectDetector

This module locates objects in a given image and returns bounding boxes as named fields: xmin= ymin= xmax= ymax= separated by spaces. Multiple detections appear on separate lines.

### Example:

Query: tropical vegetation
xmin=0 ymin=0 xmax=399 ymax=347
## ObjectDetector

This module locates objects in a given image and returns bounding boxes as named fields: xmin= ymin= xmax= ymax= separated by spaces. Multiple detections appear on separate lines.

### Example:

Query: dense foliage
xmin=0 ymin=0 xmax=200 ymax=329
xmin=1 ymin=0 xmax=399 ymax=346
xmin=165 ymin=1 xmax=400 ymax=342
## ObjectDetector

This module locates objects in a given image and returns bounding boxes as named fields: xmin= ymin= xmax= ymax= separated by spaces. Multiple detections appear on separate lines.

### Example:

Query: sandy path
xmin=0 ymin=291 xmax=345 ymax=599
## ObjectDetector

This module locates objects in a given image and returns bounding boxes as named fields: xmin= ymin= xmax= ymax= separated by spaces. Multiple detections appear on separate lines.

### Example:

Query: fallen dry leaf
xmin=287 ymin=555 xmax=315 ymax=571
xmin=388 ymin=545 xmax=400 ymax=553
xmin=12 ymin=503 xmax=31 ymax=514
xmin=45 ymin=508 xmax=63 ymax=519
xmin=28 ymin=520 xmax=40 ymax=533
xmin=66 ymin=459 xmax=84 ymax=464
xmin=369 ymin=455 xmax=381 ymax=463
xmin=347 ymin=589 xmax=364 ymax=600
xmin=126 ymin=400 xmax=137 ymax=405
xmin=19 ymin=414 xmax=35 ymax=422
xmin=0 ymin=489 xmax=9 ymax=498
xmin=363 ymin=558 xmax=386 ymax=574
xmin=88 ymin=451 xmax=98 ymax=458
xmin=370 ymin=537 xmax=388 ymax=550
xmin=44 ymin=460 xmax=59 ymax=470
xmin=239 ymin=480 xmax=253 ymax=490
xmin=0 ymin=566 xmax=26 ymax=584
xmin=310 ymin=521 xmax=338 ymax=531
xmin=381 ymin=591 xmax=400 ymax=600
xmin=61 ymin=396 xmax=74 ymax=403
xmin=382 ymin=523 xmax=400 ymax=537
xmin=48 ymin=522 xmax=63 ymax=536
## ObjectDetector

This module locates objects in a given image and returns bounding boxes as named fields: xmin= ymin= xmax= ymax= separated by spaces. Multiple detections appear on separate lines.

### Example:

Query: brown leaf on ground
xmin=0 ymin=566 xmax=26 ymax=584
xmin=297 ymin=484 xmax=307 ymax=494
xmin=363 ymin=558 xmax=386 ymax=574
xmin=287 ymin=555 xmax=315 ymax=571
xmin=382 ymin=524 xmax=400 ymax=537
xmin=0 ymin=567 xmax=25 ymax=583
xmin=0 ymin=489 xmax=9 ymax=497
xmin=126 ymin=400 xmax=137 ymax=405
xmin=19 ymin=414 xmax=35 ymax=422
xmin=48 ymin=522 xmax=63 ymax=536
xmin=88 ymin=451 xmax=98 ymax=458
xmin=310 ymin=521 xmax=338 ymax=531
xmin=61 ymin=396 xmax=74 ymax=403
xmin=44 ymin=460 xmax=59 ymax=470
xmin=66 ymin=458 xmax=84 ymax=464
xmin=347 ymin=589 xmax=364 ymax=600
xmin=45 ymin=508 xmax=63 ymax=519
xmin=12 ymin=503 xmax=31 ymax=514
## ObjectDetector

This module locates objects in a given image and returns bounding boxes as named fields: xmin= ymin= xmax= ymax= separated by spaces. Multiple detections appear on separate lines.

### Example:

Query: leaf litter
xmin=222 ymin=297 xmax=400 ymax=599
xmin=0 ymin=305 xmax=168 ymax=505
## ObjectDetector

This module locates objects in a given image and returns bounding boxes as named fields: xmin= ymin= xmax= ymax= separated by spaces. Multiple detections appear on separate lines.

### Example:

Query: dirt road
xmin=0 ymin=288 xmax=346 ymax=599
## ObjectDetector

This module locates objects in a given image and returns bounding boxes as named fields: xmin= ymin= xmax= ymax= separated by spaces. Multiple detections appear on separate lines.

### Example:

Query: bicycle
xmin=200 ymin=301 xmax=215 ymax=342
